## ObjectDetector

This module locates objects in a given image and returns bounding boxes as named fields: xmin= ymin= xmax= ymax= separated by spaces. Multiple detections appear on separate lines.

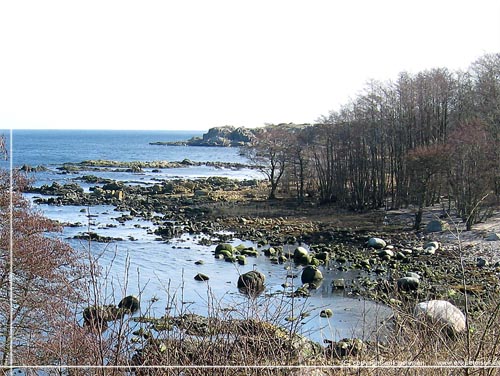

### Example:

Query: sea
xmin=1 ymin=129 xmax=390 ymax=344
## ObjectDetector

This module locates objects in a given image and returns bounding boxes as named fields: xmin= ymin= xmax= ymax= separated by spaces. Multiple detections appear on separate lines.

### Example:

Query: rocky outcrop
xmin=151 ymin=126 xmax=256 ymax=147
xmin=131 ymin=315 xmax=323 ymax=367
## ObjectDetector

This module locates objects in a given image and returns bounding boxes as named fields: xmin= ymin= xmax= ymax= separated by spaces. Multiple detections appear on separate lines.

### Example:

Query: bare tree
xmin=243 ymin=125 xmax=292 ymax=199
xmin=406 ymin=144 xmax=450 ymax=230
xmin=447 ymin=120 xmax=497 ymax=230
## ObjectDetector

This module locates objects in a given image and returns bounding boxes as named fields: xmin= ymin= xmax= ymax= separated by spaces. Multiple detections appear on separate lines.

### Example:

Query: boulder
xmin=102 ymin=181 xmax=124 ymax=191
xmin=320 ymin=309 xmax=333 ymax=318
xmin=83 ymin=305 xmax=122 ymax=330
xmin=423 ymin=241 xmax=440 ymax=255
xmin=237 ymin=271 xmax=265 ymax=297
xmin=326 ymin=338 xmax=365 ymax=359
xmin=397 ymin=276 xmax=420 ymax=291
xmin=414 ymin=300 xmax=466 ymax=335
xmin=301 ymin=266 xmax=324 ymax=284
xmin=264 ymin=247 xmax=277 ymax=256
xmin=118 ymin=295 xmax=140 ymax=314
xmin=405 ymin=272 xmax=421 ymax=280
xmin=315 ymin=251 xmax=330 ymax=262
xmin=367 ymin=237 xmax=386 ymax=249
xmin=378 ymin=249 xmax=395 ymax=258
xmin=476 ymin=257 xmax=488 ymax=268
xmin=237 ymin=255 xmax=247 ymax=265
xmin=240 ymin=247 xmax=259 ymax=257
xmin=332 ymin=279 xmax=345 ymax=289
xmin=293 ymin=246 xmax=310 ymax=263
xmin=485 ymin=233 xmax=500 ymax=241
xmin=425 ymin=220 xmax=449 ymax=233
xmin=194 ymin=273 xmax=210 ymax=281
xmin=215 ymin=243 xmax=235 ymax=256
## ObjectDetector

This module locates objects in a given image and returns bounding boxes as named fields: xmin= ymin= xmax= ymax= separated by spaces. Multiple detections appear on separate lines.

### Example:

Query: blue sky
xmin=0 ymin=0 xmax=499 ymax=131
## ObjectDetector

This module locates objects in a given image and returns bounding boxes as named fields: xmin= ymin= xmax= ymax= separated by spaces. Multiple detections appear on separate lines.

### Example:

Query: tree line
xmin=245 ymin=53 xmax=500 ymax=230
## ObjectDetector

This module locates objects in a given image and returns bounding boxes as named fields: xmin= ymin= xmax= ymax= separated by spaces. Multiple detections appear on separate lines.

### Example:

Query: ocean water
xmin=2 ymin=129 xmax=390 ymax=344
xmin=5 ymin=129 xmax=248 ymax=165
xmin=0 ymin=129 xmax=261 ymax=187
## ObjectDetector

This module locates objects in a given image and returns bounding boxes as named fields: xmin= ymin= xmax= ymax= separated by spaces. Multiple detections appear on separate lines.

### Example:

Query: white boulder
xmin=367 ymin=237 xmax=386 ymax=249
xmin=414 ymin=300 xmax=466 ymax=335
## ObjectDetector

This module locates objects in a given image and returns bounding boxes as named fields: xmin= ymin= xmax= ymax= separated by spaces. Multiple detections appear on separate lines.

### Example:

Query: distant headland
xmin=150 ymin=125 xmax=255 ymax=147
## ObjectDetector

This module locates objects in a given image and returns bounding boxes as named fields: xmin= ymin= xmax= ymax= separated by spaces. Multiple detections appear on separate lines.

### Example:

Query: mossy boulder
xmin=237 ymin=255 xmax=247 ymax=265
xmin=320 ymin=309 xmax=333 ymax=318
xmin=301 ymin=265 xmax=323 ymax=284
xmin=397 ymin=276 xmax=420 ymax=291
xmin=264 ymin=247 xmax=277 ymax=256
xmin=237 ymin=270 xmax=266 ymax=297
xmin=293 ymin=246 xmax=310 ymax=264
xmin=240 ymin=247 xmax=259 ymax=257
xmin=215 ymin=243 xmax=235 ymax=256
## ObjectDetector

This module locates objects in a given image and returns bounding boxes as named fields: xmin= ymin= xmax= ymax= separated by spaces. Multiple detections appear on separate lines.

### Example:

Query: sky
xmin=0 ymin=1 xmax=499 ymax=131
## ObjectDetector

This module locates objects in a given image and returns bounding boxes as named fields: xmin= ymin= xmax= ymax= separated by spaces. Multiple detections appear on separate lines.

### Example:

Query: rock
xmin=20 ymin=164 xmax=48 ymax=172
xmin=240 ymin=247 xmax=259 ymax=257
xmin=264 ymin=247 xmax=277 ymax=256
xmin=102 ymin=181 xmax=124 ymax=191
xmin=83 ymin=305 xmax=122 ymax=330
xmin=326 ymin=338 xmax=365 ymax=358
xmin=194 ymin=273 xmax=210 ymax=281
xmin=315 ymin=251 xmax=330 ymax=262
xmin=477 ymin=257 xmax=488 ymax=268
xmin=215 ymin=243 xmax=235 ymax=256
xmin=308 ymin=257 xmax=321 ymax=267
xmin=414 ymin=300 xmax=466 ymax=335
xmin=367 ymin=237 xmax=386 ymax=249
xmin=237 ymin=270 xmax=265 ymax=296
xmin=423 ymin=241 xmax=440 ymax=255
xmin=217 ymin=250 xmax=233 ymax=259
xmin=278 ymin=255 xmax=288 ymax=263
xmin=405 ymin=272 xmax=421 ymax=279
xmin=159 ymin=126 xmax=256 ymax=147
xmin=425 ymin=220 xmax=449 ymax=233
xmin=320 ymin=309 xmax=333 ymax=318
xmin=397 ymin=276 xmax=420 ymax=291
xmin=485 ymin=233 xmax=500 ymax=241
xmin=332 ymin=279 xmax=345 ymax=289
xmin=378 ymin=249 xmax=394 ymax=258
xmin=118 ymin=295 xmax=140 ymax=314
xmin=301 ymin=266 xmax=324 ymax=284
xmin=293 ymin=246 xmax=310 ymax=263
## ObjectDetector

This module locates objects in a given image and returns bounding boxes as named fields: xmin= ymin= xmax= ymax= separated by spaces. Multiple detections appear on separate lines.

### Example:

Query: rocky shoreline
xmin=23 ymin=158 xmax=500 ymax=364
xmin=56 ymin=159 xmax=254 ymax=174
xmin=25 ymin=160 xmax=500 ymax=317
